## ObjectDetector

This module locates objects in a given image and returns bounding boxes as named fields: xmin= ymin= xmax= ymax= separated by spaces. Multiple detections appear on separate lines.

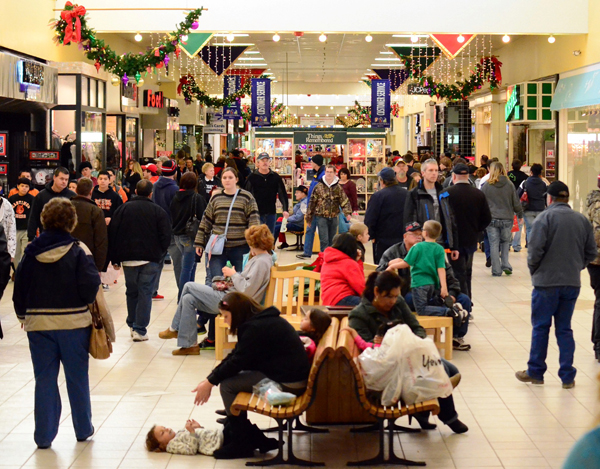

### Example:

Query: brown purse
xmin=89 ymin=301 xmax=112 ymax=359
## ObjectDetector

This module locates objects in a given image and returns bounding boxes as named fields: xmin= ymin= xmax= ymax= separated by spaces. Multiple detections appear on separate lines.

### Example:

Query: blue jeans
xmin=523 ymin=211 xmax=543 ymax=246
xmin=174 ymin=234 xmax=197 ymax=301
xmin=274 ymin=222 xmax=303 ymax=244
xmin=486 ymin=219 xmax=513 ymax=276
xmin=316 ymin=216 xmax=338 ymax=251
xmin=303 ymin=221 xmax=317 ymax=257
xmin=260 ymin=213 xmax=277 ymax=234
xmin=527 ymin=286 xmax=580 ymax=384
xmin=153 ymin=235 xmax=182 ymax=296
xmin=405 ymin=291 xmax=471 ymax=338
xmin=337 ymin=295 xmax=361 ymax=306
xmin=124 ymin=261 xmax=162 ymax=335
xmin=511 ymin=217 xmax=524 ymax=251
xmin=28 ymin=327 xmax=93 ymax=447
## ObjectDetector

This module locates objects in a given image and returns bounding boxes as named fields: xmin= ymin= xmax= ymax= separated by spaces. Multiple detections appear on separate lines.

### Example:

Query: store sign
xmin=251 ymin=78 xmax=271 ymax=126
xmin=121 ymin=83 xmax=138 ymax=108
xmin=408 ymin=83 xmax=431 ymax=95
xmin=300 ymin=116 xmax=335 ymax=127
xmin=143 ymin=90 xmax=164 ymax=108
xmin=223 ymin=75 xmax=242 ymax=119
xmin=294 ymin=131 xmax=347 ymax=145
xmin=18 ymin=60 xmax=45 ymax=88
xmin=205 ymin=109 xmax=227 ymax=134
xmin=371 ymin=79 xmax=391 ymax=128
xmin=29 ymin=151 xmax=59 ymax=161
xmin=505 ymin=85 xmax=521 ymax=121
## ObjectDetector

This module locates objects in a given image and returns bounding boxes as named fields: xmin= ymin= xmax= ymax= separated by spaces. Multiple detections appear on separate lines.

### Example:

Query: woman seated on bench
xmin=192 ymin=292 xmax=311 ymax=459
xmin=320 ymin=233 xmax=365 ymax=307
xmin=348 ymin=271 xmax=468 ymax=434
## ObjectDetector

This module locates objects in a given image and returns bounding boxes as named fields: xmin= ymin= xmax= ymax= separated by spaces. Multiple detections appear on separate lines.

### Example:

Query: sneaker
xmin=77 ymin=426 xmax=94 ymax=442
xmin=515 ymin=370 xmax=544 ymax=385
xmin=172 ymin=345 xmax=200 ymax=355
xmin=562 ymin=382 xmax=575 ymax=389
xmin=158 ymin=328 xmax=178 ymax=339
xmin=452 ymin=338 xmax=471 ymax=351
xmin=296 ymin=253 xmax=311 ymax=260
xmin=152 ymin=294 xmax=164 ymax=301
xmin=503 ymin=269 xmax=513 ymax=275
xmin=129 ymin=327 xmax=133 ymax=338
xmin=485 ymin=258 xmax=491 ymax=268
xmin=132 ymin=331 xmax=149 ymax=342
xmin=199 ymin=340 xmax=215 ymax=351
xmin=277 ymin=242 xmax=290 ymax=250
xmin=197 ymin=325 xmax=207 ymax=335
xmin=102 ymin=283 xmax=109 ymax=291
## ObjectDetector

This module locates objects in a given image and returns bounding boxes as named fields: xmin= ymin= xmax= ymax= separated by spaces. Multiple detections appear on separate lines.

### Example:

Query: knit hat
xmin=146 ymin=163 xmax=158 ymax=175
xmin=546 ymin=181 xmax=569 ymax=198
xmin=161 ymin=159 xmax=177 ymax=176
xmin=78 ymin=161 xmax=92 ymax=172
xmin=378 ymin=167 xmax=396 ymax=182
xmin=311 ymin=154 xmax=324 ymax=166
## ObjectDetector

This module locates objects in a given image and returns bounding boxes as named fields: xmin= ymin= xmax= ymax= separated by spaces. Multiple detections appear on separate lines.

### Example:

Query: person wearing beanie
xmin=297 ymin=154 xmax=325 ymax=259
xmin=78 ymin=161 xmax=97 ymax=186
xmin=9 ymin=178 xmax=35 ymax=267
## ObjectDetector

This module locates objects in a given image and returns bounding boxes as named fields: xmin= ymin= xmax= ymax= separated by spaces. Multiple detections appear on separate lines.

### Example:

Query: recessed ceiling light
xmin=371 ymin=64 xmax=405 ymax=67
xmin=244 ymin=51 xmax=260 ymax=54
xmin=214 ymin=43 xmax=255 ymax=46
xmin=300 ymin=106 xmax=304 ymax=109
xmin=134 ymin=32 xmax=142 ymax=42
xmin=393 ymin=34 xmax=428 ymax=38
xmin=315 ymin=106 xmax=318 ymax=109
xmin=385 ymin=43 xmax=427 ymax=48
xmin=548 ymin=35 xmax=556 ymax=43
xmin=273 ymin=33 xmax=280 ymax=42
xmin=379 ymin=51 xmax=393 ymax=55
xmin=319 ymin=33 xmax=327 ymax=42
xmin=375 ymin=57 xmax=400 ymax=61
xmin=502 ymin=34 xmax=510 ymax=43
xmin=226 ymin=33 xmax=235 ymax=42
xmin=238 ymin=57 xmax=266 ymax=60
xmin=214 ymin=33 xmax=249 ymax=37
xmin=365 ymin=34 xmax=373 ymax=42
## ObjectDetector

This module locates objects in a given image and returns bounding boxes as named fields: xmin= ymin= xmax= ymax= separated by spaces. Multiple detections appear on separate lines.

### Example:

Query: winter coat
xmin=244 ymin=169 xmax=289 ymax=215
xmin=27 ymin=183 xmax=76 ymax=241
xmin=13 ymin=230 xmax=100 ymax=331
xmin=340 ymin=180 xmax=359 ymax=212
xmin=403 ymin=180 xmax=458 ymax=250
xmin=586 ymin=189 xmax=600 ymax=265
xmin=528 ymin=202 xmax=596 ymax=288
xmin=0 ymin=225 xmax=12 ymax=338
xmin=170 ymin=190 xmax=207 ymax=236
xmin=70 ymin=196 xmax=108 ymax=271
xmin=0 ymin=197 xmax=16 ymax=258
xmin=320 ymin=247 xmax=365 ymax=306
xmin=519 ymin=176 xmax=547 ymax=212
xmin=288 ymin=198 xmax=307 ymax=225
xmin=207 ymin=306 xmax=310 ymax=386
xmin=305 ymin=177 xmax=351 ymax=225
xmin=152 ymin=176 xmax=179 ymax=222
xmin=348 ymin=297 xmax=426 ymax=343
xmin=446 ymin=182 xmax=492 ymax=249
xmin=480 ymin=175 xmax=523 ymax=220
xmin=108 ymin=196 xmax=171 ymax=264
xmin=364 ymin=184 xmax=408 ymax=245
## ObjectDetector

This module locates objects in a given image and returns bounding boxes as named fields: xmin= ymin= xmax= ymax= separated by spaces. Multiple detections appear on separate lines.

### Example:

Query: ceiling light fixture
xmin=385 ymin=43 xmax=427 ymax=48
xmin=315 ymin=106 xmax=318 ymax=109
xmin=244 ymin=51 xmax=260 ymax=54
xmin=365 ymin=34 xmax=373 ymax=43
xmin=180 ymin=34 xmax=188 ymax=42
xmin=273 ymin=33 xmax=280 ymax=42
xmin=134 ymin=32 xmax=142 ymax=42
xmin=457 ymin=34 xmax=465 ymax=43
xmin=300 ymin=106 xmax=304 ymax=109
xmin=548 ymin=35 xmax=556 ymax=44
xmin=319 ymin=33 xmax=327 ymax=42
xmin=371 ymin=64 xmax=405 ymax=67
xmin=502 ymin=34 xmax=510 ymax=43
xmin=379 ymin=51 xmax=393 ymax=55
xmin=375 ymin=57 xmax=400 ymax=61
xmin=226 ymin=33 xmax=235 ymax=42
xmin=410 ymin=35 xmax=419 ymax=43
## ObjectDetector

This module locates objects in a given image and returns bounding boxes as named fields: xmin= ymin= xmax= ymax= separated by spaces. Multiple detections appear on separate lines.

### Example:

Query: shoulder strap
xmin=223 ymin=190 xmax=240 ymax=235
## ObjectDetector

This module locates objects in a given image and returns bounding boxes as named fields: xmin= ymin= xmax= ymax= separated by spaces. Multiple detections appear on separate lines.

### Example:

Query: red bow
xmin=61 ymin=2 xmax=86 ymax=45
xmin=481 ymin=57 xmax=502 ymax=85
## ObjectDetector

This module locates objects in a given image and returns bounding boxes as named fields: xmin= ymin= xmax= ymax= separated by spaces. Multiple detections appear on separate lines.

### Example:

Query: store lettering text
xmin=376 ymin=82 xmax=386 ymax=116
xmin=505 ymin=85 xmax=520 ymax=121
xmin=144 ymin=90 xmax=164 ymax=108
xmin=256 ymin=82 xmax=266 ymax=115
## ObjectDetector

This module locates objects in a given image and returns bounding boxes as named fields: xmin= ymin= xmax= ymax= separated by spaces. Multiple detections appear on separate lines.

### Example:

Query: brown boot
xmin=159 ymin=328 xmax=178 ymax=339
xmin=172 ymin=345 xmax=200 ymax=355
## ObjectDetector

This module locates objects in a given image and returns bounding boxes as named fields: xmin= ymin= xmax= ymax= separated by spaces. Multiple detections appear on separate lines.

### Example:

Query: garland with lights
xmin=241 ymin=99 xmax=285 ymax=126
xmin=336 ymin=101 xmax=401 ymax=128
xmin=52 ymin=2 xmax=203 ymax=84
xmin=177 ymin=75 xmax=263 ymax=107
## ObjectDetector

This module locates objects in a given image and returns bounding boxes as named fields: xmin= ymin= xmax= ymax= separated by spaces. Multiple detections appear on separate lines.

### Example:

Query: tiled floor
xmin=1 ymin=244 xmax=598 ymax=468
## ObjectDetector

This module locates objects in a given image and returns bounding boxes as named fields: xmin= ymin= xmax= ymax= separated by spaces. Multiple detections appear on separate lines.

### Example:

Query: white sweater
xmin=166 ymin=428 xmax=223 ymax=456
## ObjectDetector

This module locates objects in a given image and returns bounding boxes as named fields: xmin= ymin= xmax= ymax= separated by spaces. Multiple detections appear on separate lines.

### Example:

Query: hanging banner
xmin=251 ymin=78 xmax=271 ymax=127
xmin=371 ymin=79 xmax=391 ymax=128
xmin=223 ymin=75 xmax=241 ymax=119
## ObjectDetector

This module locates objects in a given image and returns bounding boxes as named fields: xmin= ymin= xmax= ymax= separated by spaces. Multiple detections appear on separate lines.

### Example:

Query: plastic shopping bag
xmin=253 ymin=378 xmax=297 ymax=406
xmin=100 ymin=262 xmax=120 ymax=285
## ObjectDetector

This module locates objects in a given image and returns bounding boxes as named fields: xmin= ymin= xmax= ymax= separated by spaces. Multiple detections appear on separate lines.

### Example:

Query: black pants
xmin=373 ymin=240 xmax=397 ymax=265
xmin=449 ymin=249 xmax=475 ymax=299
xmin=588 ymin=264 xmax=600 ymax=351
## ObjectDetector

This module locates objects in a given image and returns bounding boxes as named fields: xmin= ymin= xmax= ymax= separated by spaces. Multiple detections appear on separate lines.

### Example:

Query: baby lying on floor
xmin=146 ymin=419 xmax=224 ymax=455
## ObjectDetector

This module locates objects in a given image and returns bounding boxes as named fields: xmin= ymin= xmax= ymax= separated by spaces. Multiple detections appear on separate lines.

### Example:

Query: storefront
xmin=469 ymin=90 xmax=508 ymax=166
xmin=176 ymin=100 xmax=206 ymax=159
xmin=140 ymin=90 xmax=180 ymax=163
xmin=551 ymin=63 xmax=600 ymax=214
xmin=0 ymin=50 xmax=58 ymax=190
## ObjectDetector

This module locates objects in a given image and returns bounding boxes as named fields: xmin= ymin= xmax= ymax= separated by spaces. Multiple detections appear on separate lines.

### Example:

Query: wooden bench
xmin=336 ymin=317 xmax=440 ymax=467
xmin=230 ymin=317 xmax=339 ymax=467
xmin=416 ymin=315 xmax=453 ymax=360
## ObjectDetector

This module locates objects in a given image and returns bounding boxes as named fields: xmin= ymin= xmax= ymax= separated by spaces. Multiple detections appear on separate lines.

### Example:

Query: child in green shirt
xmin=386 ymin=220 xmax=448 ymax=314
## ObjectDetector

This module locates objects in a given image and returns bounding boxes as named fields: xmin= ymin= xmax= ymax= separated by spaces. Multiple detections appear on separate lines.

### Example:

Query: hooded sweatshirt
xmin=13 ymin=230 xmax=100 ymax=331
xmin=586 ymin=189 xmax=600 ymax=266
xmin=306 ymin=176 xmax=351 ymax=224
xmin=320 ymin=246 xmax=365 ymax=306
xmin=481 ymin=175 xmax=523 ymax=220
xmin=170 ymin=190 xmax=207 ymax=236
xmin=152 ymin=176 xmax=179 ymax=222
xmin=520 ymin=176 xmax=548 ymax=212
xmin=27 ymin=183 xmax=76 ymax=241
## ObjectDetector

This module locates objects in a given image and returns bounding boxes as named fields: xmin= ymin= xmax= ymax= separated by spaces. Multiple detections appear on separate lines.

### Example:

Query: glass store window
xmin=106 ymin=115 xmax=123 ymax=171
xmin=81 ymin=112 xmax=104 ymax=176
xmin=566 ymin=107 xmax=600 ymax=214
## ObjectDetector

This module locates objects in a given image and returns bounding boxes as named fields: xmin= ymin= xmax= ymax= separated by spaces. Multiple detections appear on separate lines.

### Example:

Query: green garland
xmin=52 ymin=2 xmax=203 ymax=82
xmin=241 ymin=99 xmax=285 ymax=125
xmin=178 ymin=75 xmax=264 ymax=107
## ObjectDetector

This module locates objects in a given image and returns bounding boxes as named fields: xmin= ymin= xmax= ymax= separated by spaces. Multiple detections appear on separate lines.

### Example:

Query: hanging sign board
xmin=408 ymin=83 xmax=431 ymax=95
xmin=251 ymin=78 xmax=271 ymax=126
xmin=371 ymin=79 xmax=391 ymax=128
xmin=223 ymin=76 xmax=242 ymax=119
xmin=205 ymin=109 xmax=227 ymax=134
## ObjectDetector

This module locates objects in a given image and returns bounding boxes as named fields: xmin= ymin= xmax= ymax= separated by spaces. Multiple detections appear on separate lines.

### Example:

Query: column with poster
xmin=222 ymin=76 xmax=241 ymax=119
xmin=371 ymin=79 xmax=391 ymax=128
xmin=251 ymin=78 xmax=271 ymax=127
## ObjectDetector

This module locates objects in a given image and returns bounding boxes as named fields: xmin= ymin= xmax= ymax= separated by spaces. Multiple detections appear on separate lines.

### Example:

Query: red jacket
xmin=320 ymin=247 xmax=365 ymax=306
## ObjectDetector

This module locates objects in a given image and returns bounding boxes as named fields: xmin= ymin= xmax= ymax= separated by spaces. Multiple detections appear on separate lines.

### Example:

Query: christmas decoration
xmin=52 ymin=2 xmax=201 ymax=81
xmin=241 ymin=99 xmax=285 ymax=126
xmin=336 ymin=101 xmax=401 ymax=128
xmin=178 ymin=74 xmax=264 ymax=107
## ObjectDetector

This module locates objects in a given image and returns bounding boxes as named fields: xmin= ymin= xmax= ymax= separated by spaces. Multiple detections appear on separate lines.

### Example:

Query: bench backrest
xmin=336 ymin=317 xmax=371 ymax=411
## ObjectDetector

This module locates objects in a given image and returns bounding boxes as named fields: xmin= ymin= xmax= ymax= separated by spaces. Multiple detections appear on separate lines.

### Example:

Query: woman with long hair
xmin=124 ymin=160 xmax=143 ymax=196
xmin=321 ymin=233 xmax=365 ymax=306
xmin=338 ymin=168 xmax=358 ymax=212
xmin=481 ymin=162 xmax=524 ymax=276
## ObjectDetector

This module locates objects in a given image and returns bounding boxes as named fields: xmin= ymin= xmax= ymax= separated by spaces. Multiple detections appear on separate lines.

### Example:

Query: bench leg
xmin=347 ymin=421 xmax=386 ymax=466
xmin=263 ymin=416 xmax=328 ymax=434
xmin=385 ymin=419 xmax=426 ymax=467
xmin=351 ymin=420 xmax=420 ymax=434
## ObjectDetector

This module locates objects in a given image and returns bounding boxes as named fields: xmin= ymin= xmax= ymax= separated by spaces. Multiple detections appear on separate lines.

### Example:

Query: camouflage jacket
xmin=586 ymin=190 xmax=600 ymax=265
xmin=306 ymin=178 xmax=351 ymax=225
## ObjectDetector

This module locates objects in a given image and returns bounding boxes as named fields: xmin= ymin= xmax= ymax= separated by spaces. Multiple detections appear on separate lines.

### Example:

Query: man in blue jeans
xmin=297 ymin=154 xmax=325 ymax=260
xmin=516 ymin=181 xmax=597 ymax=389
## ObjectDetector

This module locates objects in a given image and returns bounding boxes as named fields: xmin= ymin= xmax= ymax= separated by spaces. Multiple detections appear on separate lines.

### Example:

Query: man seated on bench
xmin=377 ymin=221 xmax=471 ymax=351
xmin=274 ymin=185 xmax=308 ymax=250
xmin=192 ymin=292 xmax=311 ymax=459
xmin=348 ymin=271 xmax=468 ymax=434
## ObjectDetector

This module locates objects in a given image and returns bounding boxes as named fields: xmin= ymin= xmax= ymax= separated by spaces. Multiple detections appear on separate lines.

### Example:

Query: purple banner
xmin=223 ymin=75 xmax=242 ymax=119
xmin=371 ymin=79 xmax=391 ymax=128
xmin=251 ymin=78 xmax=271 ymax=127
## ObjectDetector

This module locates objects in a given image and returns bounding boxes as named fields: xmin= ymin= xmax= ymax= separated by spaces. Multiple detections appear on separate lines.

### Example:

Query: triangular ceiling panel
xmin=390 ymin=46 xmax=441 ymax=75
xmin=372 ymin=69 xmax=409 ymax=92
xmin=200 ymin=45 xmax=248 ymax=76
xmin=429 ymin=34 xmax=476 ymax=59
xmin=180 ymin=33 xmax=212 ymax=58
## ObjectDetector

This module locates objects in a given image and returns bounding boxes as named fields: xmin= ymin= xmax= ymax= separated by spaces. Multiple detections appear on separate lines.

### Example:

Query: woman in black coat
xmin=193 ymin=292 xmax=310 ymax=459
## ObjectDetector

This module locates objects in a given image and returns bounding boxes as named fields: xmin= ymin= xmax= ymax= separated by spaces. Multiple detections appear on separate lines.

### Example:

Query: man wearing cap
xmin=393 ymin=159 xmax=411 ymax=189
xmin=364 ymin=167 xmax=408 ymax=263
xmin=78 ymin=161 xmax=97 ymax=186
xmin=305 ymin=164 xmax=351 ymax=252
xmin=516 ymin=181 xmax=597 ymax=389
xmin=297 ymin=154 xmax=325 ymax=259
xmin=146 ymin=164 xmax=159 ymax=184
xmin=446 ymin=163 xmax=491 ymax=298
xmin=274 ymin=185 xmax=308 ymax=249
xmin=151 ymin=159 xmax=181 ymax=299
xmin=244 ymin=152 xmax=289 ymax=235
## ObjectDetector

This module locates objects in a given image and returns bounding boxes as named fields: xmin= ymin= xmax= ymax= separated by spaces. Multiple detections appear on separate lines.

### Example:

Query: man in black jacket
xmin=27 ymin=167 xmax=75 ymax=241
xmin=109 ymin=180 xmax=171 ymax=342
xmin=364 ymin=167 xmax=408 ymax=263
xmin=446 ymin=164 xmax=492 ymax=298
xmin=245 ymin=152 xmax=289 ymax=234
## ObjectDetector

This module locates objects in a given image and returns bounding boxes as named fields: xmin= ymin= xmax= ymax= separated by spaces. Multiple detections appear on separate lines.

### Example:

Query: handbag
xmin=89 ymin=301 xmax=112 ymax=360
xmin=520 ymin=185 xmax=529 ymax=210
xmin=206 ymin=189 xmax=239 ymax=260
xmin=185 ymin=193 xmax=201 ymax=239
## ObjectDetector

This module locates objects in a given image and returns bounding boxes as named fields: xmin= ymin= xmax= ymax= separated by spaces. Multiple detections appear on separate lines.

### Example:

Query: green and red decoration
xmin=51 ymin=2 xmax=203 ymax=83
xmin=337 ymin=101 xmax=402 ymax=128
xmin=241 ymin=99 xmax=285 ymax=126
xmin=429 ymin=34 xmax=476 ymax=59
xmin=178 ymin=74 xmax=267 ymax=107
